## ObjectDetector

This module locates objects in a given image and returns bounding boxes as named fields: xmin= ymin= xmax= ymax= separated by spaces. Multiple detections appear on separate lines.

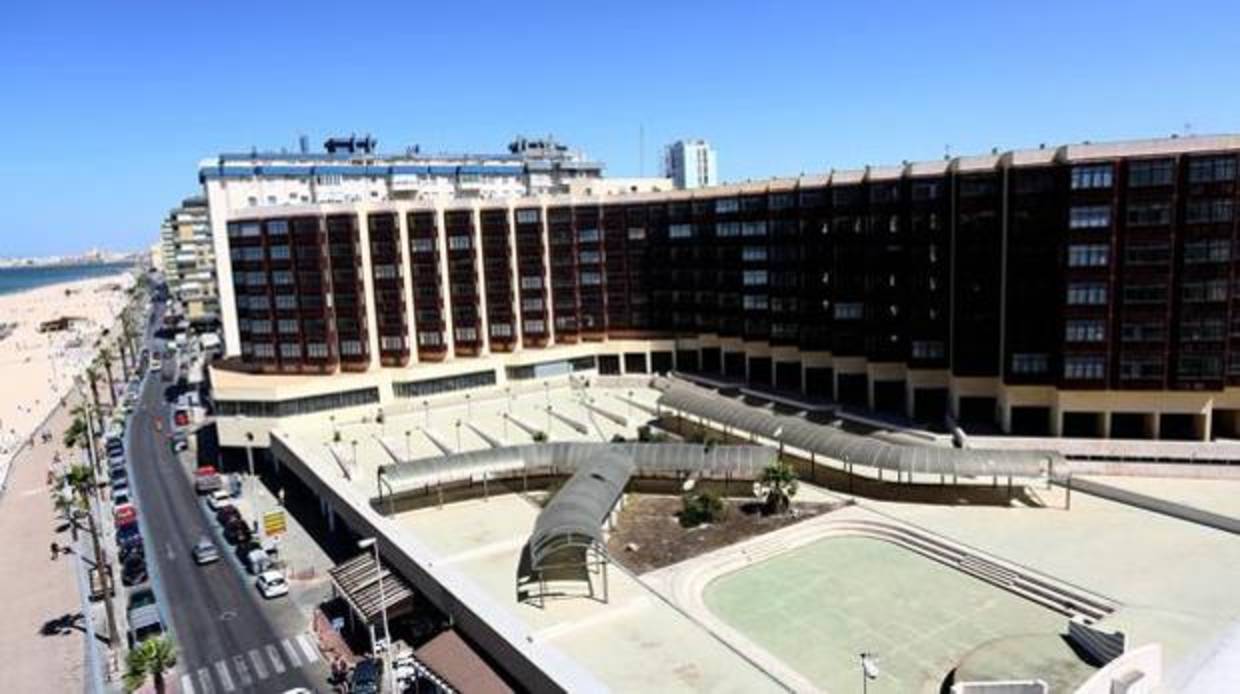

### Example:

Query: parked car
xmin=349 ymin=658 xmax=381 ymax=694
xmin=173 ymin=409 xmax=190 ymax=428
xmin=223 ymin=518 xmax=252 ymax=545
xmin=127 ymin=586 xmax=156 ymax=611
xmin=194 ymin=466 xmax=222 ymax=493
xmin=127 ymin=604 xmax=165 ymax=648
xmin=121 ymin=554 xmax=148 ymax=586
xmin=116 ymin=524 xmax=143 ymax=552
xmin=112 ymin=489 xmax=131 ymax=507
xmin=206 ymin=489 xmax=232 ymax=511
xmin=170 ymin=431 xmax=189 ymax=453
xmin=113 ymin=504 xmax=138 ymax=528
xmin=255 ymin=571 xmax=289 ymax=599
xmin=192 ymin=537 xmax=220 ymax=565
xmin=245 ymin=546 xmax=272 ymax=575
xmin=148 ymin=358 xmax=162 ymax=374
xmin=215 ymin=504 xmax=241 ymax=525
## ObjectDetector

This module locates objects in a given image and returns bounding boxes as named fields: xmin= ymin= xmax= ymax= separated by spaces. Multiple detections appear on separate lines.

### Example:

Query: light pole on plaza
xmin=859 ymin=652 xmax=879 ymax=694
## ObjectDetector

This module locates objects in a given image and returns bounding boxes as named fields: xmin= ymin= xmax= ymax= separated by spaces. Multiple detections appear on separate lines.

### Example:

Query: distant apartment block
xmin=665 ymin=139 xmax=718 ymax=189
xmin=209 ymin=134 xmax=1240 ymax=441
xmin=159 ymin=195 xmax=218 ymax=321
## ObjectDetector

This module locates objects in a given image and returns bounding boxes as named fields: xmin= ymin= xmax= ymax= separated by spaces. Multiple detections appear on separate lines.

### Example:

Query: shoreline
xmin=0 ymin=270 xmax=135 ymax=495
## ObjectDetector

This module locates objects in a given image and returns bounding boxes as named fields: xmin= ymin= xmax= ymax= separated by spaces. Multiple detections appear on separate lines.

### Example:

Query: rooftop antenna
xmin=639 ymin=125 xmax=645 ymax=177
xmin=944 ymin=143 xmax=951 ymax=161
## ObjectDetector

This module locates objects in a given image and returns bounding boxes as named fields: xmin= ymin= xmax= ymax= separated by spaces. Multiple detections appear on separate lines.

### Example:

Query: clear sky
xmin=2 ymin=0 xmax=1238 ymax=256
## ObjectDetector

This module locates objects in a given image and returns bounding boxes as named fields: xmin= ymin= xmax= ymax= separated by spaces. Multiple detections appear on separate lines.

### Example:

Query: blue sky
xmin=2 ymin=0 xmax=1238 ymax=256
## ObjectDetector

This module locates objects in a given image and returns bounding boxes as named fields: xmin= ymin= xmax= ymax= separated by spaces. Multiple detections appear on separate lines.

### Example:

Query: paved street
xmin=127 ymin=328 xmax=330 ymax=692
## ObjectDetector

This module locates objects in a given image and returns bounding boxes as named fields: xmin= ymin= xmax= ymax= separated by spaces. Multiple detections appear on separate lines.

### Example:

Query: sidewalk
xmin=0 ymin=392 xmax=94 ymax=693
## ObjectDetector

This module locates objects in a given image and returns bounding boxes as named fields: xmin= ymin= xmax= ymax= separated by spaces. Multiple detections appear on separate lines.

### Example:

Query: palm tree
xmin=759 ymin=460 xmax=799 ymax=515
xmin=59 ymin=462 xmax=119 ymax=645
xmin=97 ymin=347 xmax=117 ymax=407
xmin=124 ymin=637 xmax=177 ymax=694
xmin=84 ymin=367 xmax=105 ymax=432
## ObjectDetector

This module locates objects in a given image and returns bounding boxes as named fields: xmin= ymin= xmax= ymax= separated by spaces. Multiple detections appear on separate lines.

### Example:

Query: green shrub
xmin=680 ymin=490 xmax=726 ymax=528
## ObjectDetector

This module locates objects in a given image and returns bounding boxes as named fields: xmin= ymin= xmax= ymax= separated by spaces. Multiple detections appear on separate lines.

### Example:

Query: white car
xmin=256 ymin=571 xmax=289 ymax=599
xmin=149 ymin=359 xmax=162 ymax=373
xmin=206 ymin=489 xmax=232 ymax=511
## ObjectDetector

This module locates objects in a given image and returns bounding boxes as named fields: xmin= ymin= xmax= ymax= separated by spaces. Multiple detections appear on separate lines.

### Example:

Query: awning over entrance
xmin=328 ymin=552 xmax=416 ymax=624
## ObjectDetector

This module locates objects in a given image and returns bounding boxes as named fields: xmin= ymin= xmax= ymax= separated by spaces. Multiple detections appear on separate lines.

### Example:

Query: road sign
xmin=262 ymin=509 xmax=287 ymax=537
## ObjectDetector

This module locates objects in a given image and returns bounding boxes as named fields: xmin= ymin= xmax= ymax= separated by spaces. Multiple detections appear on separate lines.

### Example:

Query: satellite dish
xmin=682 ymin=478 xmax=696 ymax=492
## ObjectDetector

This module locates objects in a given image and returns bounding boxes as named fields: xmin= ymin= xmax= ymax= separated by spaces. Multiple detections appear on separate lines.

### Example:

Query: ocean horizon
xmin=0 ymin=262 xmax=135 ymax=296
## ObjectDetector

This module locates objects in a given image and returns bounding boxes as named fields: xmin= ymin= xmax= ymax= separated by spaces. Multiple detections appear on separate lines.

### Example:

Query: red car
xmin=113 ymin=504 xmax=138 ymax=528
xmin=173 ymin=409 xmax=189 ymax=428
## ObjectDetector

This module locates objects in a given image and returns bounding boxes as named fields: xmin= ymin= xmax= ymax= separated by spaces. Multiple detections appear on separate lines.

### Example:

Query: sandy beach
xmin=0 ymin=272 xmax=135 ymax=487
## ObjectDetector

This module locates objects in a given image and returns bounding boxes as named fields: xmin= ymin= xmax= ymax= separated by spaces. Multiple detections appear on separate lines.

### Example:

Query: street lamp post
xmin=544 ymin=381 xmax=550 ymax=407
xmin=404 ymin=430 xmax=412 ymax=460
xmin=357 ymin=538 xmax=396 ymax=694
xmin=465 ymin=393 xmax=472 ymax=420
xmin=423 ymin=400 xmax=429 ymax=428
xmin=245 ymin=431 xmax=256 ymax=503
xmin=455 ymin=420 xmax=462 ymax=452
xmin=859 ymin=652 xmax=879 ymax=694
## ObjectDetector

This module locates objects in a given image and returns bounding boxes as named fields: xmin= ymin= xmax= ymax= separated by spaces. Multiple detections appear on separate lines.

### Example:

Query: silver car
xmin=191 ymin=538 xmax=219 ymax=565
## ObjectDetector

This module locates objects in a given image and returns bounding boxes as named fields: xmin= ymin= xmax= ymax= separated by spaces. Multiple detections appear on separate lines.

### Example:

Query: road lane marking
xmin=266 ymin=644 xmax=286 ymax=674
xmin=213 ymin=661 xmax=235 ymax=692
xmin=232 ymin=655 xmax=252 ymax=687
xmin=180 ymin=674 xmax=195 ymax=694
xmin=297 ymin=633 xmax=320 ymax=663
xmin=196 ymin=668 xmax=215 ymax=694
xmin=248 ymin=648 xmax=268 ymax=680
xmin=281 ymin=638 xmax=302 ymax=668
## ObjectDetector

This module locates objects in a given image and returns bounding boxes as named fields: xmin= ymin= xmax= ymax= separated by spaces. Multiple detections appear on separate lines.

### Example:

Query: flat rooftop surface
xmin=1079 ymin=475 xmax=1240 ymax=520
xmin=704 ymin=536 xmax=1082 ymax=694
xmin=859 ymin=485 xmax=1240 ymax=683
xmin=396 ymin=494 xmax=785 ymax=693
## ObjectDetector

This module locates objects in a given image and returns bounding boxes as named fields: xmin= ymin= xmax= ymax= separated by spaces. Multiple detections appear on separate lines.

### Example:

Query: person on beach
xmin=50 ymin=542 xmax=59 ymax=560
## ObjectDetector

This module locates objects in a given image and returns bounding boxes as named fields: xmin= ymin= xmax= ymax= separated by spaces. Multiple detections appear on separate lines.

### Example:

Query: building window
xmin=1128 ymin=159 xmax=1174 ymax=187
xmin=1182 ymin=279 xmax=1228 ymax=303
xmin=521 ymin=298 xmax=544 ymax=312
xmin=417 ymin=331 xmax=443 ymax=347
xmin=742 ymin=270 xmax=768 ymax=286
xmin=252 ymin=343 xmax=275 ymax=358
xmin=1186 ymin=198 xmax=1234 ymax=224
xmin=339 ymin=340 xmax=363 ymax=356
xmin=1188 ymin=156 xmax=1237 ymax=184
xmin=911 ymin=181 xmax=941 ymax=201
xmin=380 ymin=335 xmax=406 ymax=350
xmin=579 ymin=271 xmax=602 ymax=286
xmin=1065 ymin=319 xmax=1105 ymax=342
xmin=1123 ymin=283 xmax=1167 ymax=304
xmin=578 ymin=250 xmax=602 ymax=264
xmin=1066 ymin=282 xmax=1107 ymax=305
xmin=833 ymin=302 xmax=863 ymax=320
xmin=277 ymin=319 xmax=298 ymax=334
xmin=577 ymin=228 xmax=601 ymax=243
xmin=1012 ymin=353 xmax=1050 ymax=374
xmin=770 ymin=193 xmax=795 ymax=210
xmin=523 ymin=319 xmax=546 ymax=334
xmin=272 ymin=271 xmax=293 ymax=285
xmin=669 ymin=224 xmax=695 ymax=239
xmin=1126 ymin=201 xmax=1172 ymax=227
xmin=1184 ymin=239 xmax=1231 ymax=264
xmin=714 ymin=222 xmax=739 ymax=238
xmin=279 ymin=343 xmax=302 ymax=359
xmin=1120 ymin=357 xmax=1163 ymax=380
xmin=393 ymin=370 xmax=496 ymax=398
xmin=448 ymin=235 xmax=472 ymax=251
xmin=1063 ymin=355 xmax=1105 ymax=379
xmin=1067 ymin=244 xmax=1109 ymax=267
xmin=1177 ymin=355 xmax=1223 ymax=379
xmin=306 ymin=343 xmax=329 ymax=359
xmin=1180 ymin=317 xmax=1226 ymax=342
xmin=515 ymin=209 xmax=540 ymax=224
xmin=741 ymin=221 xmax=768 ymax=237
xmin=373 ymin=264 xmax=398 ymax=279
xmin=266 ymin=220 xmax=289 ymax=236
xmin=1069 ymin=205 xmax=1111 ymax=229
xmin=741 ymin=246 xmax=768 ymax=262
xmin=454 ymin=327 xmax=478 ymax=342
xmin=520 ymin=276 xmax=543 ymax=290
xmin=714 ymin=198 xmax=739 ymax=214
xmin=1071 ymin=164 xmax=1113 ymax=190
xmin=911 ymin=340 xmax=945 ymax=359
xmin=627 ymin=227 xmax=646 ymax=241
xmin=742 ymin=295 xmax=769 ymax=310
xmin=1124 ymin=242 xmax=1170 ymax=265
xmin=490 ymin=323 xmax=513 ymax=338
xmin=250 ymin=319 xmax=272 ymax=334
xmin=268 ymin=245 xmax=291 ymax=260
xmin=411 ymin=237 xmax=435 ymax=253
xmin=1121 ymin=321 xmax=1165 ymax=343
xmin=275 ymin=294 xmax=297 ymax=310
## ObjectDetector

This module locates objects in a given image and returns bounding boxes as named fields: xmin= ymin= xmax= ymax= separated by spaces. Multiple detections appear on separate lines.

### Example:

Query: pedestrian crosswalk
xmin=180 ymin=634 xmax=320 ymax=694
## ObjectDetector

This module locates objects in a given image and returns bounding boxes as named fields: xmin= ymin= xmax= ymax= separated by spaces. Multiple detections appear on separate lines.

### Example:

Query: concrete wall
xmin=1072 ymin=643 xmax=1162 ymax=694
xmin=950 ymin=680 xmax=1047 ymax=694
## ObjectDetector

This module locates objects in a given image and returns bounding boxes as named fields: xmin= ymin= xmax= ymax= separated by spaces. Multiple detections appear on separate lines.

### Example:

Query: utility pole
xmin=81 ymin=395 xmax=119 ymax=651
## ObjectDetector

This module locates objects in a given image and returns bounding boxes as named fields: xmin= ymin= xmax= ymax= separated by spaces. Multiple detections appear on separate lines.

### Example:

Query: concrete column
xmin=398 ymin=204 xmax=419 ymax=365
xmin=1148 ymin=412 xmax=1160 ymax=440
xmin=867 ymin=375 xmax=877 ymax=411
xmin=905 ymin=381 xmax=917 ymax=419
xmin=1101 ymin=411 xmax=1112 ymax=439
xmin=356 ymin=208 xmax=382 ymax=370
xmin=472 ymin=204 xmax=490 ymax=357
xmin=435 ymin=205 xmax=455 ymax=360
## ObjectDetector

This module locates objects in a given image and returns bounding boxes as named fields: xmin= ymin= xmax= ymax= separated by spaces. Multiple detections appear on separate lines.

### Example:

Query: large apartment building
xmin=209 ymin=135 xmax=1240 ymax=441
xmin=159 ymin=195 xmax=219 ymax=320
